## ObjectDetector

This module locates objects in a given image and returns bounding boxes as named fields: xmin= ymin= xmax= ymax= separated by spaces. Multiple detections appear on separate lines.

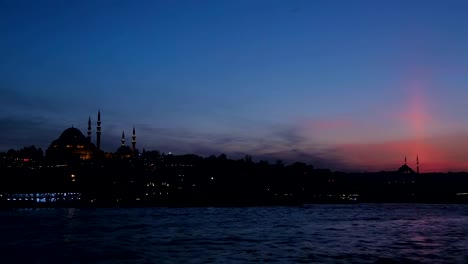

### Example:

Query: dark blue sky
xmin=2 ymin=0 xmax=468 ymax=171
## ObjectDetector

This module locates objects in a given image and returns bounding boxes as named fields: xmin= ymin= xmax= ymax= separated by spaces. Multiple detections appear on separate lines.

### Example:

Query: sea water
xmin=1 ymin=204 xmax=467 ymax=263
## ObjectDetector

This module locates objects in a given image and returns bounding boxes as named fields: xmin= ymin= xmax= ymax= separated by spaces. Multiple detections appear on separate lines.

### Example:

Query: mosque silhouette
xmin=46 ymin=111 xmax=137 ymax=161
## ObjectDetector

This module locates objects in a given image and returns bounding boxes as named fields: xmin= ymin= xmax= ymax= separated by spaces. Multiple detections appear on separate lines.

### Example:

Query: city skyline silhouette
xmin=0 ymin=111 xmax=463 ymax=173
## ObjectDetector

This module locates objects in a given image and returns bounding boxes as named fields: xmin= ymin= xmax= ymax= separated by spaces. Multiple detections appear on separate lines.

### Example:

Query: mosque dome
xmin=396 ymin=156 xmax=418 ymax=174
xmin=397 ymin=164 xmax=415 ymax=174
xmin=46 ymin=127 xmax=95 ymax=161
xmin=52 ymin=127 xmax=89 ymax=146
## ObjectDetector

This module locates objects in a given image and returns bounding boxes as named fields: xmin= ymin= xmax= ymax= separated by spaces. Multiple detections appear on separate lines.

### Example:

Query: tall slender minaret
xmin=132 ymin=126 xmax=136 ymax=152
xmin=96 ymin=110 xmax=101 ymax=151
xmin=121 ymin=131 xmax=125 ymax=147
xmin=87 ymin=116 xmax=92 ymax=141
xmin=417 ymin=155 xmax=419 ymax=174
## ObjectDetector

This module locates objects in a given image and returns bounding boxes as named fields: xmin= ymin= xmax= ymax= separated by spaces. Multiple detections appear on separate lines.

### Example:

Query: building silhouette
xmin=398 ymin=156 xmax=415 ymax=174
xmin=46 ymin=127 xmax=96 ymax=161
xmin=45 ymin=110 xmax=138 ymax=161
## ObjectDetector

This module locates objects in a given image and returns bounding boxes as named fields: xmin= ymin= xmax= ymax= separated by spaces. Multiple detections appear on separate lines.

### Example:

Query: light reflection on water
xmin=1 ymin=204 xmax=467 ymax=263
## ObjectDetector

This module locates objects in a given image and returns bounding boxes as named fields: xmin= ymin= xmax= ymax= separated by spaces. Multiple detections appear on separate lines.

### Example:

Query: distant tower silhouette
xmin=417 ymin=155 xmax=420 ymax=174
xmin=121 ymin=131 xmax=125 ymax=147
xmin=87 ymin=116 xmax=92 ymax=141
xmin=132 ymin=126 xmax=136 ymax=152
xmin=405 ymin=156 xmax=407 ymax=165
xmin=96 ymin=110 xmax=101 ymax=151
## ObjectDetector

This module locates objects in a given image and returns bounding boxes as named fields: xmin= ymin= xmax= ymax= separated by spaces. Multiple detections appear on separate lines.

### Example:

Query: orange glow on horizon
xmin=335 ymin=133 xmax=468 ymax=172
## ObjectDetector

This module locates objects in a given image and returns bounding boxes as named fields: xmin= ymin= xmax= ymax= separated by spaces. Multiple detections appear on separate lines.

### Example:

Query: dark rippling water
xmin=1 ymin=204 xmax=468 ymax=263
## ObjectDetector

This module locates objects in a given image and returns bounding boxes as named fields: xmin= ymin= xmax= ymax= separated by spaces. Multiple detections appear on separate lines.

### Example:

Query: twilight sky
xmin=1 ymin=0 xmax=468 ymax=172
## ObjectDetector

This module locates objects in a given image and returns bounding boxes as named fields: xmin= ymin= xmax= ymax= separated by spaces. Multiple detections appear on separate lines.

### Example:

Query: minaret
xmin=417 ymin=155 xmax=419 ymax=174
xmin=132 ymin=126 xmax=136 ymax=152
xmin=121 ymin=131 xmax=125 ymax=147
xmin=96 ymin=110 xmax=101 ymax=151
xmin=87 ymin=116 xmax=92 ymax=141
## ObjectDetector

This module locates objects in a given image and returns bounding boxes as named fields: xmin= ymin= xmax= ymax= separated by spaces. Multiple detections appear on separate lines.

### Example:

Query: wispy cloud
xmin=0 ymin=116 xmax=60 ymax=150
xmin=0 ymin=87 xmax=65 ymax=113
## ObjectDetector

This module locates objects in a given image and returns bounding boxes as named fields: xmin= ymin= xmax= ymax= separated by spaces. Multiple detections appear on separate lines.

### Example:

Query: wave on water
xmin=1 ymin=204 xmax=468 ymax=263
